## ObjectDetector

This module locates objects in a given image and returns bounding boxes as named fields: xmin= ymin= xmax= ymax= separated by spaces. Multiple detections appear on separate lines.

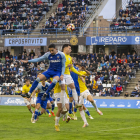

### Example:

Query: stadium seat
xmin=96 ymin=93 xmax=99 ymax=96
xmin=103 ymin=84 xmax=107 ymax=88
xmin=107 ymin=84 xmax=111 ymax=88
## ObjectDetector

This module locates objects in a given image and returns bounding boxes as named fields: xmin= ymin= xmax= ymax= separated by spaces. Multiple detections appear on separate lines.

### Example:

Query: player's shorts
xmin=24 ymin=98 xmax=35 ymax=106
xmin=54 ymin=93 xmax=69 ymax=104
xmin=60 ymin=74 xmax=74 ymax=85
xmin=79 ymin=90 xmax=91 ymax=104
xmin=36 ymin=93 xmax=49 ymax=109
xmin=47 ymin=96 xmax=53 ymax=103
xmin=42 ymin=69 xmax=61 ymax=79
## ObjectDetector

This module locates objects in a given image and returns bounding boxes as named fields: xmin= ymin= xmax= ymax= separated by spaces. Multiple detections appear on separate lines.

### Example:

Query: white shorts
xmin=47 ymin=100 xmax=50 ymax=103
xmin=54 ymin=92 xmax=69 ymax=104
xmin=24 ymin=98 xmax=35 ymax=106
xmin=61 ymin=74 xmax=74 ymax=85
xmin=79 ymin=90 xmax=91 ymax=104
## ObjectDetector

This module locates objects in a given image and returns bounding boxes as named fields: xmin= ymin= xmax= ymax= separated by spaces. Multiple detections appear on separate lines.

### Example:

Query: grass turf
xmin=0 ymin=106 xmax=140 ymax=140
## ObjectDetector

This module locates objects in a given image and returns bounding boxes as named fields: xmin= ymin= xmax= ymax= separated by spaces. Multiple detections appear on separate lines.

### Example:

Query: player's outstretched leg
xmin=55 ymin=103 xmax=62 ymax=132
xmin=42 ymin=78 xmax=58 ymax=100
xmin=51 ymin=102 xmax=55 ymax=117
xmin=46 ymin=109 xmax=51 ymax=117
xmin=79 ymin=105 xmax=89 ymax=128
xmin=87 ymin=95 xmax=103 ymax=115
xmin=83 ymin=105 xmax=94 ymax=119
xmin=29 ymin=74 xmax=46 ymax=96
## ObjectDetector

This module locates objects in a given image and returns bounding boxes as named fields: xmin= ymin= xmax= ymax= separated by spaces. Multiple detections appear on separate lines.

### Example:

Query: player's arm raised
xmin=81 ymin=66 xmax=91 ymax=76
xmin=20 ymin=52 xmax=49 ymax=63
xmin=69 ymin=65 xmax=83 ymax=76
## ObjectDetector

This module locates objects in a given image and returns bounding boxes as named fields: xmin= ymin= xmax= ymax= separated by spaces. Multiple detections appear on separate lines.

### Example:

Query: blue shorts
xmin=74 ymin=81 xmax=80 ymax=96
xmin=48 ymin=96 xmax=53 ymax=102
xmin=42 ymin=69 xmax=61 ymax=79
xmin=36 ymin=93 xmax=50 ymax=109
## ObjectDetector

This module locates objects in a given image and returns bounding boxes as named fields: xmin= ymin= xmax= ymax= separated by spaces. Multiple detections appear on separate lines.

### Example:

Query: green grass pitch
xmin=0 ymin=106 xmax=140 ymax=140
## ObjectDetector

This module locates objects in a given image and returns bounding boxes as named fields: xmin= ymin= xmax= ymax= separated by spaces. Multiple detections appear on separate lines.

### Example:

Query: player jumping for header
xmin=21 ymin=44 xmax=66 ymax=100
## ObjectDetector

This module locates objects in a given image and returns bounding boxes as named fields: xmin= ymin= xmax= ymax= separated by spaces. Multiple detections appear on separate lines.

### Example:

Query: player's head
xmin=25 ymin=79 xmax=30 ymax=86
xmin=48 ymin=44 xmax=57 ymax=55
xmin=62 ymin=44 xmax=71 ymax=54
xmin=41 ymin=80 xmax=45 ymax=85
xmin=75 ymin=63 xmax=82 ymax=70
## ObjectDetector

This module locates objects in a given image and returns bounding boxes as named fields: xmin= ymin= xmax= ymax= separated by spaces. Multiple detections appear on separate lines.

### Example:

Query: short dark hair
xmin=75 ymin=63 xmax=81 ymax=67
xmin=25 ymin=79 xmax=30 ymax=83
xmin=62 ymin=44 xmax=71 ymax=52
xmin=48 ymin=44 xmax=55 ymax=49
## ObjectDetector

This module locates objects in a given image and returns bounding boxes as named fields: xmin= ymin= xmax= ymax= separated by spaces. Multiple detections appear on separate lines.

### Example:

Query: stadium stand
xmin=0 ymin=48 xmax=140 ymax=97
xmin=110 ymin=0 xmax=140 ymax=31
xmin=0 ymin=0 xmax=55 ymax=35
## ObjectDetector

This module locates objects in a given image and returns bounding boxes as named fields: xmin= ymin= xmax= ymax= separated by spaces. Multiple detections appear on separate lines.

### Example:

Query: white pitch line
xmin=91 ymin=126 xmax=140 ymax=133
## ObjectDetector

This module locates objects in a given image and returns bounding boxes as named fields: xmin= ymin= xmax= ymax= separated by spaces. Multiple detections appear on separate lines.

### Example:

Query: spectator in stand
xmin=37 ymin=0 xmax=43 ymax=5
xmin=119 ymin=8 xmax=123 ymax=17
xmin=29 ymin=50 xmax=35 ymax=57
xmin=115 ymin=83 xmax=122 ymax=96
xmin=124 ymin=91 xmax=129 ymax=97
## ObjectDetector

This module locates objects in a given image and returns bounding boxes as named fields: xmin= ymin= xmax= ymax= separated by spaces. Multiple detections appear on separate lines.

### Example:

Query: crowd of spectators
xmin=74 ymin=48 xmax=140 ymax=97
xmin=40 ymin=0 xmax=92 ymax=34
xmin=0 ymin=0 xmax=54 ymax=35
xmin=110 ymin=0 xmax=140 ymax=31
xmin=0 ymin=48 xmax=140 ymax=97
xmin=0 ymin=49 xmax=47 ymax=95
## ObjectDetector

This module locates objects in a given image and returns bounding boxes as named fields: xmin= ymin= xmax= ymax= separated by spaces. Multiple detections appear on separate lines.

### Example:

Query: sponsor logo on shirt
xmin=50 ymin=59 xmax=61 ymax=63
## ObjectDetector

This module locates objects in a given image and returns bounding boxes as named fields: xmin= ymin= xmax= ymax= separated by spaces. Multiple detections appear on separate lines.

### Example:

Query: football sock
xmin=74 ymin=108 xmax=77 ymax=113
xmin=38 ymin=111 xmax=42 ymax=116
xmin=61 ymin=90 xmax=65 ymax=108
xmin=80 ymin=110 xmax=87 ymax=124
xmin=29 ymin=80 xmax=39 ymax=94
xmin=55 ymin=117 xmax=60 ymax=125
xmin=91 ymin=100 xmax=98 ymax=111
xmin=34 ymin=109 xmax=39 ymax=120
xmin=46 ymin=109 xmax=50 ymax=114
xmin=85 ymin=109 xmax=90 ymax=116
xmin=46 ymin=83 xmax=56 ymax=95
xmin=29 ymin=108 xmax=33 ymax=113
xmin=51 ymin=103 xmax=55 ymax=111
xmin=72 ymin=89 xmax=78 ymax=104
xmin=69 ymin=102 xmax=72 ymax=114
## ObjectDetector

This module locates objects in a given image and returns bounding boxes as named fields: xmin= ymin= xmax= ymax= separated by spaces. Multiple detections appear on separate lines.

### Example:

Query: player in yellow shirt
xmin=21 ymin=79 xmax=36 ymax=114
xmin=76 ymin=63 xmax=103 ymax=127
xmin=60 ymin=44 xmax=84 ymax=120
xmin=53 ymin=79 xmax=69 ymax=132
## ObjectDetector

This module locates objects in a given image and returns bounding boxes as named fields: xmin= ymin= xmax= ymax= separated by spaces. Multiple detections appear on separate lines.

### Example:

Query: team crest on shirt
xmin=57 ymin=56 xmax=59 ymax=58
xmin=50 ymin=57 xmax=52 ymax=58
xmin=68 ymin=58 xmax=70 ymax=60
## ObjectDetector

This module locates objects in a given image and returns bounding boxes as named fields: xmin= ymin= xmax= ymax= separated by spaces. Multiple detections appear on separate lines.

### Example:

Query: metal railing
xmin=1 ymin=26 xmax=140 ymax=38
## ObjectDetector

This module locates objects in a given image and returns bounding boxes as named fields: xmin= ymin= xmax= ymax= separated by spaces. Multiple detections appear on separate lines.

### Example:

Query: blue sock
xmin=69 ymin=102 xmax=72 ymax=114
xmin=85 ymin=109 xmax=90 ymax=116
xmin=29 ymin=80 xmax=39 ymax=93
xmin=34 ymin=109 xmax=39 ymax=120
xmin=74 ymin=108 xmax=77 ymax=113
xmin=46 ymin=83 xmax=56 ymax=94
xmin=51 ymin=103 xmax=55 ymax=111
xmin=38 ymin=111 xmax=42 ymax=116
xmin=46 ymin=109 xmax=50 ymax=114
